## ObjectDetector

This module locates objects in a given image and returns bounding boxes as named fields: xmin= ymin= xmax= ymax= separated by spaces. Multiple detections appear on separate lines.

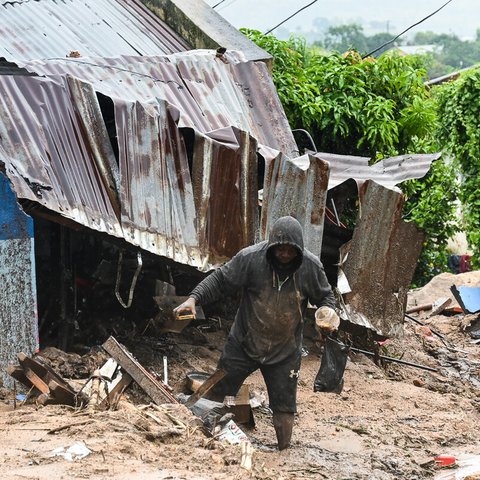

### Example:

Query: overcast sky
xmin=205 ymin=0 xmax=479 ymax=40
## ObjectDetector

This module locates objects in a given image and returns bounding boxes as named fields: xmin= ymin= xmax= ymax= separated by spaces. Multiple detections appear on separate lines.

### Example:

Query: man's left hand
xmin=315 ymin=306 xmax=340 ymax=333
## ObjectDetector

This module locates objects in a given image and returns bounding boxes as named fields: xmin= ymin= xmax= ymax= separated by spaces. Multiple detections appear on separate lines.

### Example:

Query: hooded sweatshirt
xmin=190 ymin=216 xmax=335 ymax=364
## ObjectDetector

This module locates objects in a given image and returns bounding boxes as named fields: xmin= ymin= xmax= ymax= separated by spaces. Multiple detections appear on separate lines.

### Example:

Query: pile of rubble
xmin=6 ymin=335 xmax=257 ymax=471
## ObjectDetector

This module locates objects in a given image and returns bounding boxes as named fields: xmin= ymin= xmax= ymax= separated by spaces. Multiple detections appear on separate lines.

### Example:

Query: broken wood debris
xmin=406 ymin=297 xmax=452 ymax=316
xmin=47 ymin=420 xmax=94 ymax=435
xmin=7 ymin=337 xmax=176 ymax=410
xmin=102 ymin=336 xmax=177 ymax=404
xmin=79 ymin=358 xmax=132 ymax=411
xmin=240 ymin=441 xmax=254 ymax=470
xmin=7 ymin=352 xmax=131 ymax=410
xmin=185 ymin=369 xmax=226 ymax=408
xmin=7 ymin=352 xmax=84 ymax=407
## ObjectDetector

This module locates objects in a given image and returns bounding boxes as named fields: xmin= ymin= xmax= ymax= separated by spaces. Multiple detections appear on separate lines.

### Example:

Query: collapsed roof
xmin=0 ymin=0 xmax=442 ymax=343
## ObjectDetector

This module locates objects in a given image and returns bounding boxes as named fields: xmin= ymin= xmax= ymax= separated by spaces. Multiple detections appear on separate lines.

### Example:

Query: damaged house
xmin=0 ymin=0 xmax=438 ymax=386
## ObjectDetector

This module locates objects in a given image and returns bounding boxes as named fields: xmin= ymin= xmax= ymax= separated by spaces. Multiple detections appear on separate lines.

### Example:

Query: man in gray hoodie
xmin=174 ymin=216 xmax=338 ymax=450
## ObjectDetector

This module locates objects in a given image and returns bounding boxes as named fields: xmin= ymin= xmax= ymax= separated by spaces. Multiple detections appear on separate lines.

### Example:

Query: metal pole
xmin=350 ymin=346 xmax=438 ymax=372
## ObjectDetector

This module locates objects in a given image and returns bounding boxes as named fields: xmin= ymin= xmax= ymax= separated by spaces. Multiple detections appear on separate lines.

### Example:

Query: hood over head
xmin=266 ymin=216 xmax=304 ymax=274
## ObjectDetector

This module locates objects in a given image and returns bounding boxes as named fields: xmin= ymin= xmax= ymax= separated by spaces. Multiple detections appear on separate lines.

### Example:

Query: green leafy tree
xmin=242 ymin=29 xmax=459 ymax=285
xmin=321 ymin=24 xmax=368 ymax=54
xmin=434 ymin=68 xmax=480 ymax=266
xmin=411 ymin=31 xmax=480 ymax=76
xmin=402 ymin=160 xmax=459 ymax=284
xmin=365 ymin=32 xmax=397 ymax=57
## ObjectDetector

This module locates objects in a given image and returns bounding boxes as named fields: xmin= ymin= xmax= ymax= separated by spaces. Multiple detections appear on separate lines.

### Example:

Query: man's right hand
xmin=173 ymin=297 xmax=197 ymax=318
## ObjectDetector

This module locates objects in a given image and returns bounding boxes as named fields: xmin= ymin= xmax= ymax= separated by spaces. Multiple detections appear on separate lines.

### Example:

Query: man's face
xmin=273 ymin=244 xmax=298 ymax=264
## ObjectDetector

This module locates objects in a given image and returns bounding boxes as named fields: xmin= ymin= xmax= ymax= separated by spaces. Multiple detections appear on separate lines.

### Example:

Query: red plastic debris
xmin=434 ymin=454 xmax=456 ymax=467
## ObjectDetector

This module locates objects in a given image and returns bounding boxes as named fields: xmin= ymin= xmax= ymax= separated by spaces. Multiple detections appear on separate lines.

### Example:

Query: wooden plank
xmin=99 ymin=372 xmax=132 ymax=409
xmin=48 ymin=380 xmax=78 ymax=407
xmin=7 ymin=364 xmax=35 ymax=390
xmin=185 ymin=369 xmax=225 ymax=408
xmin=17 ymin=352 xmax=78 ymax=406
xmin=22 ymin=366 xmax=50 ymax=394
xmin=102 ymin=336 xmax=177 ymax=404
xmin=405 ymin=303 xmax=432 ymax=314
xmin=18 ymin=352 xmax=74 ymax=393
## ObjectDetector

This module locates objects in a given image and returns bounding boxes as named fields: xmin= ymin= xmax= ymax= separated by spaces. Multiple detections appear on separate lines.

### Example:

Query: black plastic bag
xmin=314 ymin=336 xmax=349 ymax=393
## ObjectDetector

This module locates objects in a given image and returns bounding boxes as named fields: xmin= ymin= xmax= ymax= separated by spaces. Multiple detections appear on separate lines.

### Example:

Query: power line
xmin=363 ymin=0 xmax=454 ymax=58
xmin=264 ymin=0 xmax=318 ymax=36
xmin=212 ymin=0 xmax=228 ymax=8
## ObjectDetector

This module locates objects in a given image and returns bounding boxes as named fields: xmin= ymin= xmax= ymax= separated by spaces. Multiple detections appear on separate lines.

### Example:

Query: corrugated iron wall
xmin=343 ymin=180 xmax=425 ymax=337
xmin=261 ymin=153 xmax=329 ymax=259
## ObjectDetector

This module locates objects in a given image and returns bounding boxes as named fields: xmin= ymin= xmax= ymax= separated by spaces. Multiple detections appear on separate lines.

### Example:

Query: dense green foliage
xmin=244 ymin=29 xmax=435 ymax=159
xmin=243 ymin=29 xmax=460 ymax=285
xmin=434 ymin=68 xmax=480 ymax=267
xmin=401 ymin=161 xmax=459 ymax=282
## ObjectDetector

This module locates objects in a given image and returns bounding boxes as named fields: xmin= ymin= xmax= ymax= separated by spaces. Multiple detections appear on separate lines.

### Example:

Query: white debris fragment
xmin=50 ymin=441 xmax=91 ymax=461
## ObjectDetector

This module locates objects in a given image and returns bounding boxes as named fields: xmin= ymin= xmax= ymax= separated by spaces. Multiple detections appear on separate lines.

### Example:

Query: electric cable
xmin=265 ymin=0 xmax=318 ymax=35
xmin=363 ymin=0 xmax=454 ymax=58
xmin=212 ymin=0 xmax=228 ymax=8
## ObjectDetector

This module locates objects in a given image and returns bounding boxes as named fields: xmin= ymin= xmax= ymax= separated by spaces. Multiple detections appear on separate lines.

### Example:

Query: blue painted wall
xmin=0 ymin=173 xmax=34 ymax=240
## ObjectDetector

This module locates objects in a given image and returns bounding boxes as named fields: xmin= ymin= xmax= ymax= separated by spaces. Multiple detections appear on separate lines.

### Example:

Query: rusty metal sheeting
xmin=0 ymin=0 xmax=190 ymax=62
xmin=343 ymin=180 xmax=425 ymax=337
xmin=0 ymin=172 xmax=39 ymax=388
xmin=0 ymin=68 xmax=261 ymax=269
xmin=261 ymin=153 xmax=329 ymax=259
xmin=24 ymin=55 xmax=211 ymax=131
xmin=114 ymin=96 xmax=201 ymax=264
xmin=22 ymin=51 xmax=298 ymax=156
xmin=0 ymin=74 xmax=124 ymax=238
xmin=176 ymin=53 xmax=298 ymax=159
xmin=192 ymin=127 xmax=259 ymax=267
xmin=311 ymin=152 xmax=441 ymax=191
xmin=0 ymin=50 xmax=332 ymax=271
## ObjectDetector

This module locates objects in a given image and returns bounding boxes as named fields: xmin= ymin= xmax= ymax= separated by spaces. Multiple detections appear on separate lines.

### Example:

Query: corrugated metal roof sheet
xmin=0 ymin=0 xmax=190 ymax=62
xmin=343 ymin=180 xmax=425 ymax=336
xmin=0 ymin=25 xmax=438 ymax=273
xmin=306 ymin=151 xmax=441 ymax=191
xmin=21 ymin=51 xmax=298 ymax=156
xmin=0 ymin=51 xmax=282 ymax=269
xmin=261 ymin=153 xmax=329 ymax=259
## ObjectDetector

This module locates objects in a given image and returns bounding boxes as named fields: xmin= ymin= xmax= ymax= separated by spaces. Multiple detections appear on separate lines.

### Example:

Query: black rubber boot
xmin=273 ymin=412 xmax=294 ymax=450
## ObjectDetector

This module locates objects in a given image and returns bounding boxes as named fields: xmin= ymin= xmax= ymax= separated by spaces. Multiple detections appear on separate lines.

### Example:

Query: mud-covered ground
xmin=1 ymin=272 xmax=480 ymax=480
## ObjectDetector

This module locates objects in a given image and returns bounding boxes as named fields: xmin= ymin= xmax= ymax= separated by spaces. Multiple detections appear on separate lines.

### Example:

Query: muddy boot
xmin=272 ymin=412 xmax=294 ymax=450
